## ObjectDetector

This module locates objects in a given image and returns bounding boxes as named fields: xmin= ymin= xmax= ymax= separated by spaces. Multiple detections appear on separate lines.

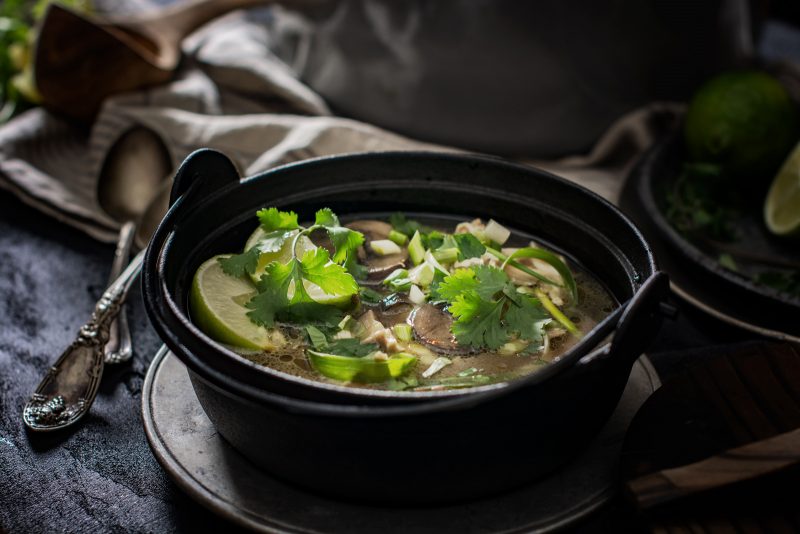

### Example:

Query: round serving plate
xmin=621 ymin=134 xmax=800 ymax=344
xmin=142 ymin=345 xmax=660 ymax=533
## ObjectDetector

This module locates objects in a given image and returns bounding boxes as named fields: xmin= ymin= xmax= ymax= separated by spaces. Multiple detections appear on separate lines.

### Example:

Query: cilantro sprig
xmin=305 ymin=325 xmax=378 ymax=357
xmin=220 ymin=208 xmax=365 ymax=328
xmin=438 ymin=266 xmax=551 ymax=350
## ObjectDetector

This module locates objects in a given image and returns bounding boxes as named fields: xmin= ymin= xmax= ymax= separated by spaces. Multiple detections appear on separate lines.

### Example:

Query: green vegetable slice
xmin=307 ymin=350 xmax=417 ymax=383
xmin=498 ymin=247 xmax=578 ymax=303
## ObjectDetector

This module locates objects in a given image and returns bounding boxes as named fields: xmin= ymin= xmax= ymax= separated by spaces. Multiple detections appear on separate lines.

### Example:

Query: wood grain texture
xmin=621 ymin=342 xmax=800 ymax=533
xmin=628 ymin=427 xmax=800 ymax=509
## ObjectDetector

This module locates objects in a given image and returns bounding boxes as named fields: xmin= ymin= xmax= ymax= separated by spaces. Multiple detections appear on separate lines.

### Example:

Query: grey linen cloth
xmin=0 ymin=6 xmax=682 ymax=243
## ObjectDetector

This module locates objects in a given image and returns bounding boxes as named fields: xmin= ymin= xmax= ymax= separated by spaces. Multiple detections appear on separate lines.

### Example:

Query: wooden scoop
xmin=34 ymin=0 xmax=280 ymax=122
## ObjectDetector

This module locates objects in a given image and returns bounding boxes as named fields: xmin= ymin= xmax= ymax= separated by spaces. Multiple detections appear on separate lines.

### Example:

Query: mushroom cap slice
xmin=346 ymin=220 xmax=409 ymax=280
xmin=410 ymin=304 xmax=472 ymax=354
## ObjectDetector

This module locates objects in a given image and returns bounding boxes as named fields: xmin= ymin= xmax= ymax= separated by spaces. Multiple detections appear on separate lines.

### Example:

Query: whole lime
xmin=684 ymin=70 xmax=799 ymax=179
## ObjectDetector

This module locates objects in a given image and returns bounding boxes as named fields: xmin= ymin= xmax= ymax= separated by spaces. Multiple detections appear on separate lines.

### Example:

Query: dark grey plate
xmin=621 ymin=133 xmax=800 ymax=343
xmin=142 ymin=346 xmax=659 ymax=533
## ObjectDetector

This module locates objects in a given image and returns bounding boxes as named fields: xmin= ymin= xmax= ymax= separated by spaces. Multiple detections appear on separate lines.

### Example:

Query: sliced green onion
xmin=388 ymin=229 xmax=409 ymax=246
xmin=370 ymin=239 xmax=402 ymax=256
xmin=423 ymin=250 xmax=450 ymax=276
xmin=433 ymin=247 xmax=459 ymax=264
xmin=408 ymin=284 xmax=426 ymax=305
xmin=484 ymin=247 xmax=571 ymax=297
xmin=392 ymin=323 xmax=414 ymax=342
xmin=409 ymin=262 xmax=434 ymax=287
xmin=535 ymin=288 xmax=580 ymax=337
xmin=383 ymin=268 xmax=412 ymax=292
xmin=501 ymin=247 xmax=578 ymax=303
xmin=408 ymin=231 xmax=425 ymax=265
xmin=484 ymin=219 xmax=511 ymax=245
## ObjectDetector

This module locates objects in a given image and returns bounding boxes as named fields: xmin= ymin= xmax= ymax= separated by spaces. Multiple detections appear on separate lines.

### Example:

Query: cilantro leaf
xmin=305 ymin=325 xmax=378 ymax=357
xmin=449 ymin=292 xmax=508 ymax=350
xmin=249 ymin=256 xmax=349 ymax=327
xmin=283 ymin=301 xmax=344 ymax=326
xmin=298 ymin=248 xmax=359 ymax=296
xmin=454 ymin=233 xmax=486 ymax=260
xmin=315 ymin=208 xmax=339 ymax=227
xmin=436 ymin=269 xmax=478 ymax=302
xmin=473 ymin=266 xmax=509 ymax=299
xmin=326 ymin=225 xmax=364 ymax=264
xmin=389 ymin=212 xmax=431 ymax=237
xmin=344 ymin=253 xmax=368 ymax=280
xmin=359 ymin=286 xmax=384 ymax=304
xmin=305 ymin=325 xmax=330 ymax=349
xmin=504 ymin=293 xmax=551 ymax=342
xmin=218 ymin=248 xmax=260 ymax=277
xmin=427 ymin=270 xmax=447 ymax=301
xmin=426 ymin=230 xmax=446 ymax=250
xmin=255 ymin=230 xmax=294 ymax=254
xmin=325 ymin=338 xmax=380 ymax=357
xmin=246 ymin=259 xmax=295 ymax=326
xmin=257 ymin=207 xmax=300 ymax=232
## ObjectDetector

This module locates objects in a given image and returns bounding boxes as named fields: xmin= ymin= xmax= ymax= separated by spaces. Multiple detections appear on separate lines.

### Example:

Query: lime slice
xmin=190 ymin=255 xmax=284 ymax=351
xmin=307 ymin=350 xmax=417 ymax=383
xmin=765 ymin=141 xmax=800 ymax=236
xmin=245 ymin=226 xmax=353 ymax=307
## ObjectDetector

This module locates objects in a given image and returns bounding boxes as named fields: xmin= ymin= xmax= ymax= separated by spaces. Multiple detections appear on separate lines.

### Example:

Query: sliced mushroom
xmin=346 ymin=220 xmax=409 ymax=281
xmin=410 ymin=304 xmax=472 ymax=354
xmin=372 ymin=293 xmax=414 ymax=327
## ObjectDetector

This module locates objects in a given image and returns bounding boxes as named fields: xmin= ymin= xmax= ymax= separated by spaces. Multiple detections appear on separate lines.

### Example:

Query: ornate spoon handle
xmin=23 ymin=249 xmax=146 ymax=432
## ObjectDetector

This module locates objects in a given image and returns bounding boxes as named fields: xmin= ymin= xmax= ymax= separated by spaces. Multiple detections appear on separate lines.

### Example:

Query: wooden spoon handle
xmin=626 ymin=426 xmax=800 ymax=510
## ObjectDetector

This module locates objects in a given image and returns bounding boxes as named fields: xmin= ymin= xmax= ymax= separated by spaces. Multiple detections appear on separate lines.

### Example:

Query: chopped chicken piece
xmin=455 ymin=218 xmax=485 ymax=235
xmin=358 ymin=311 xmax=402 ymax=352
xmin=501 ymin=245 xmax=566 ymax=305
xmin=453 ymin=251 xmax=501 ymax=270
xmin=364 ymin=327 xmax=402 ymax=353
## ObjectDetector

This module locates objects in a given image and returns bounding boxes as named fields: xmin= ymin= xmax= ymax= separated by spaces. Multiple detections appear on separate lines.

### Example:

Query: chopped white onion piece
xmin=485 ymin=219 xmax=511 ymax=245
xmin=408 ymin=284 xmax=427 ymax=305
xmin=369 ymin=239 xmax=402 ymax=256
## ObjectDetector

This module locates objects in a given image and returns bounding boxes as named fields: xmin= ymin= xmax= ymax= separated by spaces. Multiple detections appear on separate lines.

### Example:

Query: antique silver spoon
xmin=23 ymin=249 xmax=146 ymax=432
xmin=23 ymin=180 xmax=172 ymax=432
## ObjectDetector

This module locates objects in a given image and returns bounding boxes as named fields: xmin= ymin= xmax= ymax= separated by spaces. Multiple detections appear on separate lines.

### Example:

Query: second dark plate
xmin=621 ymin=133 xmax=800 ymax=342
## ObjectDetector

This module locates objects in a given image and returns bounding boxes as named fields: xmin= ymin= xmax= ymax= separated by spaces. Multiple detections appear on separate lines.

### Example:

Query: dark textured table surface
xmin=0 ymin=184 xmax=759 ymax=533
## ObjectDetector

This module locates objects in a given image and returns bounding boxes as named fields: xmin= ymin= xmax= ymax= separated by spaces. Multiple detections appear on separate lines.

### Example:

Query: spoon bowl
xmin=98 ymin=126 xmax=171 ymax=364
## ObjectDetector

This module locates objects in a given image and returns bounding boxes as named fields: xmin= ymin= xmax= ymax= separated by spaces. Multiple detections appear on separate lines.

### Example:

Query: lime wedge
xmin=245 ymin=226 xmax=353 ymax=307
xmin=190 ymin=255 xmax=284 ymax=351
xmin=765 ymin=141 xmax=800 ymax=236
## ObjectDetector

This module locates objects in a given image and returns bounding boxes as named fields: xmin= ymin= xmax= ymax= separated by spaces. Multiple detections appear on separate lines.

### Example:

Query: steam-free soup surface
xmin=190 ymin=211 xmax=616 ymax=392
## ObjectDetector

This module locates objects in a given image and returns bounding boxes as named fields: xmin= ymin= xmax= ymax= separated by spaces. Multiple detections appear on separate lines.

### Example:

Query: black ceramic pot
xmin=142 ymin=149 xmax=668 ymax=503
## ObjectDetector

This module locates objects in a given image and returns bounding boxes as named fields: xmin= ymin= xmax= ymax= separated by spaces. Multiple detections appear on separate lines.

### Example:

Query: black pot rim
xmin=143 ymin=150 xmax=660 ymax=414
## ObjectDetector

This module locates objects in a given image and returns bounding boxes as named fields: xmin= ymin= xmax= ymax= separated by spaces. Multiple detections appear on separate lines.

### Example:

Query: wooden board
xmin=621 ymin=342 xmax=800 ymax=532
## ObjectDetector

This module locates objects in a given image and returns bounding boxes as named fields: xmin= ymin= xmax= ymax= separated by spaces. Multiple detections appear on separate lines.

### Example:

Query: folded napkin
xmin=0 ymin=5 xmax=682 ymax=243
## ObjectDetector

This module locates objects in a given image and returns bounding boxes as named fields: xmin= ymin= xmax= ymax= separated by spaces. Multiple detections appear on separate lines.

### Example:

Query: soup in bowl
xmin=142 ymin=149 xmax=667 ymax=502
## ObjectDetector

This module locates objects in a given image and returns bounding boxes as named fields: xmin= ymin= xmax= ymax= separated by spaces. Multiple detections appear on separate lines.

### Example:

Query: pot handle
xmin=142 ymin=150 xmax=240 ymax=331
xmin=574 ymin=271 xmax=670 ymax=372
xmin=169 ymin=148 xmax=241 ymax=206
